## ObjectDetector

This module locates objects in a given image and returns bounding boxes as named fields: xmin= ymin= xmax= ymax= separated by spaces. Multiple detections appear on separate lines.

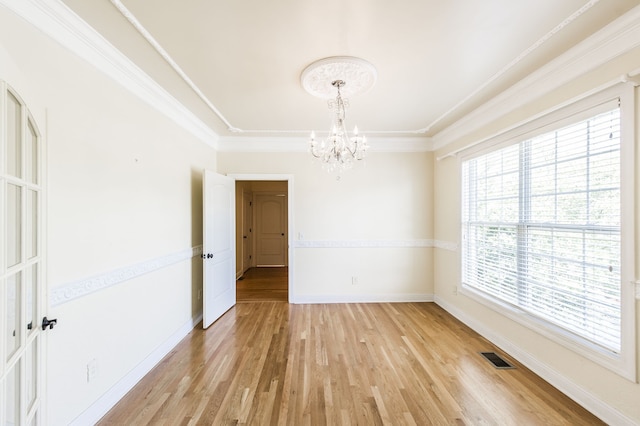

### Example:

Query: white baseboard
xmin=70 ymin=312 xmax=203 ymax=425
xmin=434 ymin=296 xmax=636 ymax=426
xmin=293 ymin=293 xmax=434 ymax=304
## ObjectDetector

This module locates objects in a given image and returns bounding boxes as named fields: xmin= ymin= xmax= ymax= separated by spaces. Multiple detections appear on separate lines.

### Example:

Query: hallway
xmin=236 ymin=267 xmax=288 ymax=302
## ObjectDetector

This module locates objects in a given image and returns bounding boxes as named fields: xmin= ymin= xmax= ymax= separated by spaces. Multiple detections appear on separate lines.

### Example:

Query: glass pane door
xmin=1 ymin=82 xmax=43 ymax=425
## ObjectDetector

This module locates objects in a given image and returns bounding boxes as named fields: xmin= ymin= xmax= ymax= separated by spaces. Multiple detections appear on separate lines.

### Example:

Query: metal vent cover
xmin=480 ymin=352 xmax=515 ymax=369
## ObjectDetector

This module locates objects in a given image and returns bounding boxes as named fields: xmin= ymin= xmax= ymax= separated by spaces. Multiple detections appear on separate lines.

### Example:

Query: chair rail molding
xmin=293 ymin=239 xmax=457 ymax=249
xmin=50 ymin=245 xmax=203 ymax=306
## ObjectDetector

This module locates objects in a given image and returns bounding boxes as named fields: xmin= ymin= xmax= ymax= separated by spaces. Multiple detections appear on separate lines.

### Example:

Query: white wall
xmin=218 ymin=151 xmax=435 ymax=302
xmin=0 ymin=7 xmax=215 ymax=424
xmin=433 ymin=47 xmax=640 ymax=424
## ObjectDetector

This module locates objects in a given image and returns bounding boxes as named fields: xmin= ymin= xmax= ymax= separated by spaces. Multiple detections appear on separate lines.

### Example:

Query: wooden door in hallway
xmin=242 ymin=190 xmax=253 ymax=272
xmin=255 ymin=194 xmax=287 ymax=266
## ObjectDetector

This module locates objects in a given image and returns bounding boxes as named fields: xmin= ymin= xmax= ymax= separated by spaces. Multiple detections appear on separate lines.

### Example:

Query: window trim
xmin=458 ymin=83 xmax=636 ymax=381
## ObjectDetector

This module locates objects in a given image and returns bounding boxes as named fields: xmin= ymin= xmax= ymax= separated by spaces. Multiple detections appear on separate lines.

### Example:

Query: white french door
xmin=1 ymin=82 xmax=45 ymax=424
xmin=202 ymin=171 xmax=235 ymax=329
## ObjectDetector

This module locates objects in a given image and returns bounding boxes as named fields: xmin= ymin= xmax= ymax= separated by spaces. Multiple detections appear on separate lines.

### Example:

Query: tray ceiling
xmin=59 ymin=0 xmax=639 ymax=143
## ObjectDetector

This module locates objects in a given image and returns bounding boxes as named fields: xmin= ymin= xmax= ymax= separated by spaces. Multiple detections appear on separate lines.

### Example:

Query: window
xmin=460 ymin=87 xmax=635 ymax=379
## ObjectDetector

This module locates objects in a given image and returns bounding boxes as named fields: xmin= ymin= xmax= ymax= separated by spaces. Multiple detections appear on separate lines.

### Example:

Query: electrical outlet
xmin=352 ymin=276 xmax=358 ymax=285
xmin=87 ymin=359 xmax=98 ymax=382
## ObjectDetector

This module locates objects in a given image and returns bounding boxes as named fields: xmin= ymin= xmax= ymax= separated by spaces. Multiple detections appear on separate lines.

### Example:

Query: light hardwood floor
xmin=98 ymin=299 xmax=603 ymax=425
xmin=237 ymin=267 xmax=288 ymax=302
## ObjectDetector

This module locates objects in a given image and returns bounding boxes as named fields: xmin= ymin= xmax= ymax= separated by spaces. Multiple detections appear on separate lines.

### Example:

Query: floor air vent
xmin=480 ymin=352 xmax=515 ymax=369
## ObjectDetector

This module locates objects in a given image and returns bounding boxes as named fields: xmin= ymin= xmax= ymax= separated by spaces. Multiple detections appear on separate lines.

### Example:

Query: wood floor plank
xmin=237 ymin=267 xmax=288 ymax=302
xmin=99 ymin=282 xmax=605 ymax=425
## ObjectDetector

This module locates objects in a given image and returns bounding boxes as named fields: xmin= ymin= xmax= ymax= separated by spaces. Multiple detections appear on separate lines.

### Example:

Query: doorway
xmin=233 ymin=178 xmax=290 ymax=302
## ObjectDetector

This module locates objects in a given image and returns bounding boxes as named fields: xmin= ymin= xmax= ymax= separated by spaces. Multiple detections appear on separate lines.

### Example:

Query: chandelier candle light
xmin=301 ymin=57 xmax=377 ymax=173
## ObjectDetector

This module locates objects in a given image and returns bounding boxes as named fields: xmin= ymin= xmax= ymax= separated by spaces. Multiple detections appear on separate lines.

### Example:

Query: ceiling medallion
xmin=301 ymin=56 xmax=377 ymax=99
xmin=301 ymin=57 xmax=377 ymax=173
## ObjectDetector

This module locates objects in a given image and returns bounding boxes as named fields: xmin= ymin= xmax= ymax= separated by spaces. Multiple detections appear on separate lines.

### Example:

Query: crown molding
xmin=4 ymin=1 xmax=639 ymax=154
xmin=432 ymin=4 xmax=640 ymax=151
xmin=369 ymin=136 xmax=433 ymax=152
xmin=217 ymin=135 xmax=432 ymax=153
xmin=0 ymin=0 xmax=219 ymax=148
xmin=107 ymin=0 xmax=607 ymax=139
xmin=421 ymin=0 xmax=601 ymax=135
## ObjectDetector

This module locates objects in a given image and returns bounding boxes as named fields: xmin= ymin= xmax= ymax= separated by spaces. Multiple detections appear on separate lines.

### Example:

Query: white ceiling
xmin=60 ymin=0 xmax=638 ymax=144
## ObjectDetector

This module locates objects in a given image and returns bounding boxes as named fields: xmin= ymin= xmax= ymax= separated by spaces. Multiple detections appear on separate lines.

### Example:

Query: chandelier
xmin=301 ymin=57 xmax=377 ymax=173
xmin=309 ymin=79 xmax=369 ymax=172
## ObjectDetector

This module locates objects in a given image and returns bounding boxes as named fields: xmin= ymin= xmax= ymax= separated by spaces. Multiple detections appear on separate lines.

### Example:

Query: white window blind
xmin=462 ymin=106 xmax=621 ymax=353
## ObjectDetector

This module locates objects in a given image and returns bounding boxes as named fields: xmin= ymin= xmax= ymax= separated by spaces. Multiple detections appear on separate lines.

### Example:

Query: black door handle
xmin=42 ymin=317 xmax=57 ymax=330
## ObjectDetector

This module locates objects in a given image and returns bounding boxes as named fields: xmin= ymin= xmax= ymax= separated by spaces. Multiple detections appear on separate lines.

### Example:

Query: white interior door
xmin=242 ymin=191 xmax=253 ymax=272
xmin=1 ymin=82 xmax=45 ymax=424
xmin=255 ymin=194 xmax=287 ymax=266
xmin=202 ymin=171 xmax=235 ymax=329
